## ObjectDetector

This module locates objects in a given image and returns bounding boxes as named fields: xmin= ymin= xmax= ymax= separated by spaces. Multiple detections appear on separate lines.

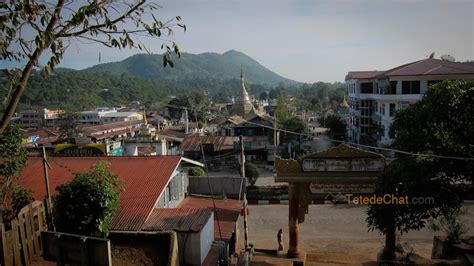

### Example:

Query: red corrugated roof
xmin=142 ymin=208 xmax=212 ymax=232
xmin=179 ymin=196 xmax=242 ymax=242
xmin=16 ymin=156 xmax=182 ymax=231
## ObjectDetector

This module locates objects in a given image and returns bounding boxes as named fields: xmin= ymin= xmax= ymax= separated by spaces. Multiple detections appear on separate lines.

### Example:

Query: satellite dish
xmin=441 ymin=54 xmax=455 ymax=62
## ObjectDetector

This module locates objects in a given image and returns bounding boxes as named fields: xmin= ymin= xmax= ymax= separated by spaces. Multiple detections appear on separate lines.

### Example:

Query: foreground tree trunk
xmin=382 ymin=224 xmax=396 ymax=260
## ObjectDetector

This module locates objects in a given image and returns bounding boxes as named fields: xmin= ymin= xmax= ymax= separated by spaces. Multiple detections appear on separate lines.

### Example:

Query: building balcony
xmin=351 ymin=93 xmax=423 ymax=101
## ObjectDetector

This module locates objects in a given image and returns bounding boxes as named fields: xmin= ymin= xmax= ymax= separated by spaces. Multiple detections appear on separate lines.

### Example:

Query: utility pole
xmin=185 ymin=108 xmax=189 ymax=134
xmin=240 ymin=135 xmax=249 ymax=250
xmin=41 ymin=145 xmax=53 ymax=230
xmin=273 ymin=112 xmax=277 ymax=160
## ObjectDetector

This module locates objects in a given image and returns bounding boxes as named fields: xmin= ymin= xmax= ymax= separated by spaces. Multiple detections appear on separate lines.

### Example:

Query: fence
xmin=1 ymin=200 xmax=47 ymax=266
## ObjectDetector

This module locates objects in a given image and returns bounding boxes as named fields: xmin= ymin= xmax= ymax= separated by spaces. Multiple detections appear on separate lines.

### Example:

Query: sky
xmin=2 ymin=0 xmax=473 ymax=82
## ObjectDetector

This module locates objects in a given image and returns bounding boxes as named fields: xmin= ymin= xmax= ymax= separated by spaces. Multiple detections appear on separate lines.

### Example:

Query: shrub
xmin=53 ymin=161 xmax=123 ymax=237
xmin=188 ymin=167 xmax=206 ymax=176
xmin=245 ymin=163 xmax=260 ymax=187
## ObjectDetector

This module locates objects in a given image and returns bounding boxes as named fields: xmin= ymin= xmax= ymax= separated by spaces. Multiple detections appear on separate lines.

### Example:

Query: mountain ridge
xmin=84 ymin=50 xmax=300 ymax=86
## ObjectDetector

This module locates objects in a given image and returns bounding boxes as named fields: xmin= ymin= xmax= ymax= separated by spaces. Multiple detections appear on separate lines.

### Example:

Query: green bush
xmin=188 ymin=167 xmax=206 ymax=176
xmin=245 ymin=163 xmax=260 ymax=187
xmin=53 ymin=161 xmax=123 ymax=237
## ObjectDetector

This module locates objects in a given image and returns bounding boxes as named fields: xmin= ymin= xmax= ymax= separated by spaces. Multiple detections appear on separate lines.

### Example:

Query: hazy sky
xmin=2 ymin=0 xmax=473 ymax=82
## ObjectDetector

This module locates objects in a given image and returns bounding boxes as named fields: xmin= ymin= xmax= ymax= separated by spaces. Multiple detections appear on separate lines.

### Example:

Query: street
xmin=238 ymin=204 xmax=474 ymax=264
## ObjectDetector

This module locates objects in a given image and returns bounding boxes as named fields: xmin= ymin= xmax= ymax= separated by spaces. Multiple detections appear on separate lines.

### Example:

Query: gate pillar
xmin=288 ymin=182 xmax=300 ymax=258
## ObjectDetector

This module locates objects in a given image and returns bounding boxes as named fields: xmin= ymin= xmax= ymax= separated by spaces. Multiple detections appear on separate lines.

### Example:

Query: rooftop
xmin=378 ymin=58 xmax=474 ymax=77
xmin=179 ymin=135 xmax=237 ymax=152
xmin=179 ymin=195 xmax=242 ymax=242
xmin=142 ymin=208 xmax=213 ymax=232
xmin=345 ymin=71 xmax=384 ymax=80
xmin=346 ymin=58 xmax=474 ymax=80
xmin=16 ymin=156 xmax=183 ymax=231
xmin=101 ymin=112 xmax=143 ymax=118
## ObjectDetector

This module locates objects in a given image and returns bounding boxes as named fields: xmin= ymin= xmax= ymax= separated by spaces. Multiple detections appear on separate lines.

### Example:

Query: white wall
xmin=178 ymin=212 xmax=214 ymax=265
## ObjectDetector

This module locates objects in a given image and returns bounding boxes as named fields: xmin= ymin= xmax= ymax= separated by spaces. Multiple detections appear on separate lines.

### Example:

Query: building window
xmin=360 ymin=83 xmax=373 ymax=94
xmin=389 ymin=81 xmax=397 ymax=94
xmin=402 ymin=81 xmax=420 ymax=94
xmin=381 ymin=104 xmax=385 ymax=116
xmin=389 ymin=103 xmax=396 ymax=117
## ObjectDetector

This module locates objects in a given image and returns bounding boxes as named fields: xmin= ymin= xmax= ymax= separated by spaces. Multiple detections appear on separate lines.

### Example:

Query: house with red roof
xmin=16 ymin=155 xmax=242 ymax=265
xmin=345 ymin=56 xmax=474 ymax=146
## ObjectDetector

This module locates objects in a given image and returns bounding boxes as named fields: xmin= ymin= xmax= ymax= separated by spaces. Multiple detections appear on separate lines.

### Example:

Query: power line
xmin=162 ymin=103 xmax=474 ymax=161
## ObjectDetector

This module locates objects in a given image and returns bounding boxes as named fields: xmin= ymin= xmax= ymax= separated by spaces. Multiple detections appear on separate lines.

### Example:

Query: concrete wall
xmin=188 ymin=176 xmax=246 ymax=198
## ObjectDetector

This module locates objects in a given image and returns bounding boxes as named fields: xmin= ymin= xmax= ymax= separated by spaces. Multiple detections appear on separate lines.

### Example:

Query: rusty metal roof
xmin=179 ymin=196 xmax=242 ymax=242
xmin=142 ymin=208 xmax=212 ymax=232
xmin=16 ymin=156 xmax=183 ymax=231
xmin=179 ymin=135 xmax=237 ymax=152
xmin=80 ymin=120 xmax=142 ymax=135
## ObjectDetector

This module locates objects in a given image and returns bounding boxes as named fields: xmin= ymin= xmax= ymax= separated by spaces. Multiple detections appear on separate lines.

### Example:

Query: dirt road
xmin=238 ymin=204 xmax=474 ymax=264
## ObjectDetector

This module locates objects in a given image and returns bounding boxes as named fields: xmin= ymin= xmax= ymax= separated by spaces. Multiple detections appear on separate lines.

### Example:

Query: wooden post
xmin=273 ymin=112 xmax=277 ymax=159
xmin=243 ymin=192 xmax=249 ymax=251
xmin=240 ymin=135 xmax=249 ymax=250
xmin=287 ymin=182 xmax=300 ymax=258
xmin=185 ymin=109 xmax=189 ymax=134
xmin=41 ymin=146 xmax=53 ymax=230
xmin=238 ymin=135 xmax=245 ymax=201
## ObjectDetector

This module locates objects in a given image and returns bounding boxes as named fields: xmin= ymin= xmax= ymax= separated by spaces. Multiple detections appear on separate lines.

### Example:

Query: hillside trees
xmin=0 ymin=0 xmax=185 ymax=133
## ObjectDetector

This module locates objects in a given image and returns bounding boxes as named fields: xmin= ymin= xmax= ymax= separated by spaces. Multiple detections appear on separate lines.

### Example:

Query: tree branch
xmin=0 ymin=0 xmax=66 ymax=134
xmin=56 ymin=0 xmax=145 ymax=38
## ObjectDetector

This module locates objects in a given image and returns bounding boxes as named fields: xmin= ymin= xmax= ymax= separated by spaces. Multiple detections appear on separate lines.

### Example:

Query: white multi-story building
xmin=346 ymin=57 xmax=474 ymax=146
xmin=80 ymin=107 xmax=117 ymax=124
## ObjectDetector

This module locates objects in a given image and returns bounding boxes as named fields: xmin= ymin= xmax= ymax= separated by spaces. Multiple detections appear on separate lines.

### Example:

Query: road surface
xmin=237 ymin=204 xmax=474 ymax=264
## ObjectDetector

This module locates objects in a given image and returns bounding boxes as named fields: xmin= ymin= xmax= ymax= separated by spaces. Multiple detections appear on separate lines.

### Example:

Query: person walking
xmin=277 ymin=228 xmax=284 ymax=251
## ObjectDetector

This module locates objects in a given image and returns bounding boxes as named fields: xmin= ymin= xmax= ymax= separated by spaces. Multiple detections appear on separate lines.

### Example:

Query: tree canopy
xmin=319 ymin=114 xmax=347 ymax=141
xmin=390 ymin=80 xmax=474 ymax=181
xmin=1 ymin=0 xmax=184 ymax=133
xmin=367 ymin=80 xmax=472 ymax=259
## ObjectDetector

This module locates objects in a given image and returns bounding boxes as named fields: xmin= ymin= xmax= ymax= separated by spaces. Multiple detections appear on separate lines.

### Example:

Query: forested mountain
xmin=2 ymin=50 xmax=346 ymax=112
xmin=85 ymin=50 xmax=298 ymax=86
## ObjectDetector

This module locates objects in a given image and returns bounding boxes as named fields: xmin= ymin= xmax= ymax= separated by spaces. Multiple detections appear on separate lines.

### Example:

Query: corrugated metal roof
xmin=80 ymin=120 xmax=142 ymax=135
xmin=179 ymin=196 xmax=242 ymax=242
xmin=179 ymin=135 xmax=237 ymax=152
xmin=16 ymin=156 xmax=182 ymax=231
xmin=142 ymin=208 xmax=212 ymax=232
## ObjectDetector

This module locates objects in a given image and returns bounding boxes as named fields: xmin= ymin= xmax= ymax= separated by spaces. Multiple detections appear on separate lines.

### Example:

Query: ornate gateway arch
xmin=275 ymin=144 xmax=386 ymax=258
